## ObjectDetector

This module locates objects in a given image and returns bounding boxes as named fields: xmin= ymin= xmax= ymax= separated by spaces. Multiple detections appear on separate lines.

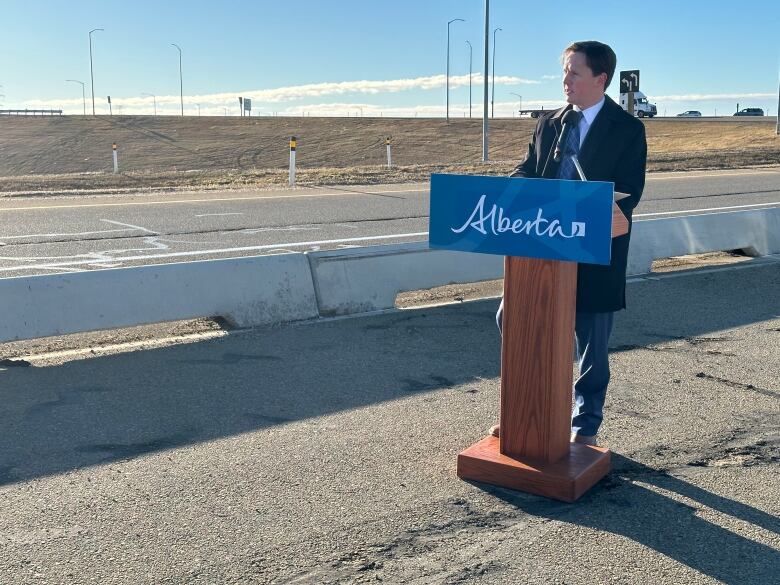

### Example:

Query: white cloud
xmin=20 ymin=73 xmax=541 ymax=114
xmin=541 ymin=74 xmax=560 ymax=80
xmin=274 ymin=99 xmax=563 ymax=118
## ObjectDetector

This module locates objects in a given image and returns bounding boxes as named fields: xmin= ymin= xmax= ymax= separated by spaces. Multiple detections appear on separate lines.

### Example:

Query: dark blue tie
xmin=556 ymin=110 xmax=583 ymax=180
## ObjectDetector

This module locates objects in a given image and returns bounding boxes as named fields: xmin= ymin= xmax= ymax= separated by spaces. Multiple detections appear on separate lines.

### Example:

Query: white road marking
xmin=100 ymin=219 xmax=156 ymax=233
xmin=0 ymin=231 xmax=429 ymax=272
xmin=0 ymin=187 xmax=429 ymax=212
xmin=1 ymin=169 xmax=779 ymax=213
xmin=240 ymin=225 xmax=321 ymax=235
xmin=0 ymin=227 xmax=136 ymax=241
xmin=635 ymin=201 xmax=780 ymax=218
xmin=194 ymin=212 xmax=244 ymax=217
xmin=646 ymin=169 xmax=780 ymax=181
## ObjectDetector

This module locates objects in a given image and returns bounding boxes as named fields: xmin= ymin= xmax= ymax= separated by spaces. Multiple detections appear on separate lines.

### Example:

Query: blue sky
xmin=1 ymin=0 xmax=778 ymax=117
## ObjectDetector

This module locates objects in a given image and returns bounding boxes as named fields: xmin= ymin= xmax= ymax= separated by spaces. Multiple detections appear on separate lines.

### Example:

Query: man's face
xmin=562 ymin=51 xmax=607 ymax=109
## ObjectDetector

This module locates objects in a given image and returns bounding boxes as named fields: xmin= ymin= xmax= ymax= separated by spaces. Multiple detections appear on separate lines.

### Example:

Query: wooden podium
xmin=457 ymin=202 xmax=629 ymax=502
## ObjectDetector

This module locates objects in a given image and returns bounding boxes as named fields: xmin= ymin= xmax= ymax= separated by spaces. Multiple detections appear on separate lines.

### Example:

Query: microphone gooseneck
xmin=553 ymin=109 xmax=581 ymax=163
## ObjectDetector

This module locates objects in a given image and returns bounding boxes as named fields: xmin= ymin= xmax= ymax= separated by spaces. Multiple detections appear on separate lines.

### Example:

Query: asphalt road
xmin=0 ymin=167 xmax=778 ymax=276
xmin=1 ymin=261 xmax=778 ymax=583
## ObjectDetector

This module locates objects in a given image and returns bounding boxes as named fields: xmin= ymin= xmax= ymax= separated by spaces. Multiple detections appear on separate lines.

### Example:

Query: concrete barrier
xmin=0 ymin=254 xmax=318 ymax=343
xmin=309 ymin=208 xmax=780 ymax=317
xmin=1 ymin=207 xmax=777 ymax=342
xmin=307 ymin=242 xmax=504 ymax=317
xmin=628 ymin=207 xmax=780 ymax=275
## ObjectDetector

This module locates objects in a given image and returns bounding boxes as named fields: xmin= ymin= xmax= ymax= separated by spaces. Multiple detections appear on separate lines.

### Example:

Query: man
xmin=492 ymin=40 xmax=647 ymax=445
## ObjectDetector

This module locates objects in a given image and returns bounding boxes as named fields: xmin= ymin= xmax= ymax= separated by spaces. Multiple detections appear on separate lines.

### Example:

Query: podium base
xmin=457 ymin=436 xmax=611 ymax=502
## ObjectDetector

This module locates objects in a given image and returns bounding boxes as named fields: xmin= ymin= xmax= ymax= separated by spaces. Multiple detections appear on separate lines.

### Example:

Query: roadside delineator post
xmin=385 ymin=136 xmax=392 ymax=168
xmin=112 ymin=143 xmax=118 ymax=174
xmin=289 ymin=136 xmax=297 ymax=187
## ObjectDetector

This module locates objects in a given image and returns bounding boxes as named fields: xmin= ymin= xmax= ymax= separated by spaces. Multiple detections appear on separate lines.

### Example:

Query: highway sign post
xmin=620 ymin=70 xmax=639 ymax=116
xmin=620 ymin=70 xmax=640 ymax=93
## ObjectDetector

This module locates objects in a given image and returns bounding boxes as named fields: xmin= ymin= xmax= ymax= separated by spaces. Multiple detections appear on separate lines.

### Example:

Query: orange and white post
xmin=112 ymin=143 xmax=118 ymax=174
xmin=289 ymin=136 xmax=297 ymax=187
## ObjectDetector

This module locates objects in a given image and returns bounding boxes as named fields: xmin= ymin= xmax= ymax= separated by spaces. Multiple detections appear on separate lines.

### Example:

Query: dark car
xmin=733 ymin=108 xmax=764 ymax=116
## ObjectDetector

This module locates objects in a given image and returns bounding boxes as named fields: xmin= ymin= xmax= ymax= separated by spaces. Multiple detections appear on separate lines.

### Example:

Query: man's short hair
xmin=564 ymin=41 xmax=617 ymax=90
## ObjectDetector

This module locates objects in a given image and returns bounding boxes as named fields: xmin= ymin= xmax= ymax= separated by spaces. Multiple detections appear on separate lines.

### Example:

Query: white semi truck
xmin=619 ymin=91 xmax=657 ymax=118
xmin=518 ymin=90 xmax=658 ymax=119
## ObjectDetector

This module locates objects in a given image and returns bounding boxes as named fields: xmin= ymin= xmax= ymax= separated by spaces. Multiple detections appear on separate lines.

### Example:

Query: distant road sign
xmin=243 ymin=98 xmax=252 ymax=112
xmin=620 ymin=70 xmax=640 ymax=93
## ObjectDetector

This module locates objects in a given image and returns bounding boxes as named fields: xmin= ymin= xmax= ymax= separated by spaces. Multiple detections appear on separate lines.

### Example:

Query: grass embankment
xmin=1 ymin=116 xmax=777 ymax=195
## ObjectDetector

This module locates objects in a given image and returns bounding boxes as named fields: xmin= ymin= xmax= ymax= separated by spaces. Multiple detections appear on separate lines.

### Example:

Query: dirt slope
xmin=0 ymin=115 xmax=777 ymax=192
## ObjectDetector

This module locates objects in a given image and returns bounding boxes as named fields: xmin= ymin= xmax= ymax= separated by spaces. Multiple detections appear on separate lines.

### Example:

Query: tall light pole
xmin=88 ymin=28 xmax=103 ymax=116
xmin=141 ymin=92 xmax=157 ymax=115
xmin=446 ymin=18 xmax=465 ymax=122
xmin=172 ymin=43 xmax=183 ymax=116
xmin=482 ymin=0 xmax=489 ymax=161
xmin=465 ymin=40 xmax=473 ymax=119
xmin=66 ymin=79 xmax=86 ymax=115
xmin=776 ymin=73 xmax=779 ymax=135
xmin=510 ymin=91 xmax=522 ymax=116
xmin=491 ymin=27 xmax=502 ymax=118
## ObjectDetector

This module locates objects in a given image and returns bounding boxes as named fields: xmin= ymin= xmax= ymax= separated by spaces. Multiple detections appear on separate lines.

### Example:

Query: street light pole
xmin=141 ymin=92 xmax=157 ymax=115
xmin=446 ymin=18 xmax=464 ymax=122
xmin=172 ymin=43 xmax=183 ymax=116
xmin=776 ymin=73 xmax=779 ymax=135
xmin=466 ymin=40 xmax=473 ymax=119
xmin=510 ymin=92 xmax=522 ymax=116
xmin=482 ymin=0 xmax=489 ymax=161
xmin=67 ymin=79 xmax=86 ymax=115
xmin=491 ymin=27 xmax=502 ymax=118
xmin=88 ymin=28 xmax=103 ymax=116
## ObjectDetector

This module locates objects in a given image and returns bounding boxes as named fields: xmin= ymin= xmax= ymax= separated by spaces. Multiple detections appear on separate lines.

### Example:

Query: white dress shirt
xmin=573 ymin=96 xmax=605 ymax=147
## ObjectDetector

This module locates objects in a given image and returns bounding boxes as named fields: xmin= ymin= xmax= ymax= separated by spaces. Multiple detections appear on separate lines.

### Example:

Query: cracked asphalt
xmin=0 ymin=259 xmax=778 ymax=584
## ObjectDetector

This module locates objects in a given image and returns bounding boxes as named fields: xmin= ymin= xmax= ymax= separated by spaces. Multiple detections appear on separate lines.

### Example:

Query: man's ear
xmin=598 ymin=72 xmax=608 ymax=89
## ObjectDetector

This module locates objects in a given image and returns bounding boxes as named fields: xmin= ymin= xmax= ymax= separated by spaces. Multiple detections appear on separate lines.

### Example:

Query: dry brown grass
xmin=1 ymin=115 xmax=777 ymax=195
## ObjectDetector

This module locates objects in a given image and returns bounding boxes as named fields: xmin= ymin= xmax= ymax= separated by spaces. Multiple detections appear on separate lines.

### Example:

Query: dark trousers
xmin=495 ymin=300 xmax=614 ymax=437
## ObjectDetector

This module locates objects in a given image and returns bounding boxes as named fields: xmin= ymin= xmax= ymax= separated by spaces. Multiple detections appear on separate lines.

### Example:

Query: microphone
xmin=553 ymin=109 xmax=581 ymax=163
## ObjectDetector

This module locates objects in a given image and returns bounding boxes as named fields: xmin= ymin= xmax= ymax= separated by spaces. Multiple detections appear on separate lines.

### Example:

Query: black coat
xmin=510 ymin=95 xmax=647 ymax=312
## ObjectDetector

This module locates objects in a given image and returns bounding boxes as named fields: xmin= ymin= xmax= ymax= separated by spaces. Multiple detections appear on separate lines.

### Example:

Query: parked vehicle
xmin=677 ymin=110 xmax=702 ymax=117
xmin=518 ymin=107 xmax=560 ymax=119
xmin=733 ymin=108 xmax=764 ymax=116
xmin=619 ymin=91 xmax=657 ymax=118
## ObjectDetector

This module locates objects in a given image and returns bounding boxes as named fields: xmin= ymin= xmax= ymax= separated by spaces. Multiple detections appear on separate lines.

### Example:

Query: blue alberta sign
xmin=428 ymin=174 xmax=614 ymax=265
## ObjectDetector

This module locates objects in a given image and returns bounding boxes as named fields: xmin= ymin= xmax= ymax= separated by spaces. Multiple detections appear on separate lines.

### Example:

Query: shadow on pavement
xmin=480 ymin=454 xmax=780 ymax=585
xmin=0 ymin=262 xmax=777 ymax=488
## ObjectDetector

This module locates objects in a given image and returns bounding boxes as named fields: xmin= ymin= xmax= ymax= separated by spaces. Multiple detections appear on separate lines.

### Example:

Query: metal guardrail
xmin=0 ymin=109 xmax=63 ymax=116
